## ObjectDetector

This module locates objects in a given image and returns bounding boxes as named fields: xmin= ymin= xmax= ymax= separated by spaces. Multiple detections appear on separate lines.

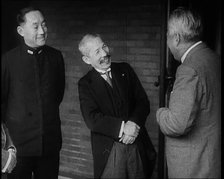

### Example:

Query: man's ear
xmin=174 ymin=33 xmax=181 ymax=47
xmin=82 ymin=56 xmax=91 ymax=65
xmin=17 ymin=26 xmax=24 ymax=37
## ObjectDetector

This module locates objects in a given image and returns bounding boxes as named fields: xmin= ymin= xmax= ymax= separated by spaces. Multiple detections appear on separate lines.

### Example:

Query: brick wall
xmin=31 ymin=1 xmax=162 ymax=178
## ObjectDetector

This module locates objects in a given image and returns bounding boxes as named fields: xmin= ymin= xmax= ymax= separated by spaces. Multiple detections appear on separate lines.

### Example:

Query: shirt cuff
xmin=118 ymin=121 xmax=125 ymax=138
xmin=8 ymin=147 xmax=17 ymax=154
xmin=2 ymin=151 xmax=12 ymax=173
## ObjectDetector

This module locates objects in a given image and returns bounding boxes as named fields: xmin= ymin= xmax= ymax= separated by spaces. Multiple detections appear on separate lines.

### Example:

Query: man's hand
xmin=123 ymin=121 xmax=140 ymax=137
xmin=119 ymin=121 xmax=140 ymax=144
xmin=119 ymin=134 xmax=135 ymax=144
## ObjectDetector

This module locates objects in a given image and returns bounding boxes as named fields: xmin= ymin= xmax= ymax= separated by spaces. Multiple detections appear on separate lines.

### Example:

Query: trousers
xmin=101 ymin=141 xmax=145 ymax=179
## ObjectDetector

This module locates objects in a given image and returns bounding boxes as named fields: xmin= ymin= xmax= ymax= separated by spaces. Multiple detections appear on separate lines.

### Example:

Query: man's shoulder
xmin=44 ymin=45 xmax=62 ymax=54
xmin=2 ymin=46 xmax=21 ymax=62
xmin=111 ymin=62 xmax=134 ymax=74
xmin=112 ymin=61 xmax=129 ymax=66
xmin=79 ymin=69 xmax=93 ymax=83
xmin=3 ymin=46 xmax=20 ymax=55
xmin=111 ymin=61 xmax=132 ymax=69
xmin=3 ymin=45 xmax=62 ymax=57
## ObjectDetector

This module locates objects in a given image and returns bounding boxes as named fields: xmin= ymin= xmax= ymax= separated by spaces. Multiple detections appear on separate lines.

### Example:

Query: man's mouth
xmin=38 ymin=37 xmax=45 ymax=40
xmin=37 ymin=36 xmax=46 ymax=40
xmin=100 ymin=55 xmax=110 ymax=64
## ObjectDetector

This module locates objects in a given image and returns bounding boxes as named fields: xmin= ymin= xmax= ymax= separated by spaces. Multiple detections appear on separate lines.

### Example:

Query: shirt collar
xmin=27 ymin=49 xmax=42 ymax=55
xmin=181 ymin=41 xmax=202 ymax=63
xmin=22 ymin=43 xmax=43 ymax=55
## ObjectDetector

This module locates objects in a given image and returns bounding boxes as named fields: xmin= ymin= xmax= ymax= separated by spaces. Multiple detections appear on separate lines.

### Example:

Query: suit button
xmin=28 ymin=112 xmax=32 ymax=116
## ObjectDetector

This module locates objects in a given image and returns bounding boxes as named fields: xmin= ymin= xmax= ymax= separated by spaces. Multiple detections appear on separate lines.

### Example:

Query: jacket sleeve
xmin=56 ymin=52 xmax=65 ymax=104
xmin=1 ymin=54 xmax=9 ymax=122
xmin=1 ymin=149 xmax=9 ymax=170
xmin=126 ymin=63 xmax=150 ymax=127
xmin=78 ymin=78 xmax=122 ymax=140
xmin=156 ymin=65 xmax=200 ymax=137
xmin=4 ymin=124 xmax=16 ymax=150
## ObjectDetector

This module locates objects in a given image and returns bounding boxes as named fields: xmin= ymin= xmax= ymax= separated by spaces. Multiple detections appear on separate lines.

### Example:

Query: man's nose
xmin=38 ymin=26 xmax=45 ymax=34
xmin=101 ymin=49 xmax=107 ymax=56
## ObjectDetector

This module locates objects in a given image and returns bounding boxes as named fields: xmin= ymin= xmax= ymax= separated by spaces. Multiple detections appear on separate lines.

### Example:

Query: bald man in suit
xmin=78 ymin=34 xmax=156 ymax=179
xmin=156 ymin=7 xmax=221 ymax=178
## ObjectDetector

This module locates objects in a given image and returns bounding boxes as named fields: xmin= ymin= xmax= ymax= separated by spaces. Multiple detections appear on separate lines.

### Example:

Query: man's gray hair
xmin=78 ymin=34 xmax=101 ymax=56
xmin=168 ymin=7 xmax=203 ymax=43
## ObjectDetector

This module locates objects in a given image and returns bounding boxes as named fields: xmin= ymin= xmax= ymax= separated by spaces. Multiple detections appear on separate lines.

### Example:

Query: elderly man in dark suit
xmin=156 ymin=7 xmax=221 ymax=178
xmin=1 ymin=6 xmax=65 ymax=179
xmin=78 ymin=34 xmax=156 ymax=178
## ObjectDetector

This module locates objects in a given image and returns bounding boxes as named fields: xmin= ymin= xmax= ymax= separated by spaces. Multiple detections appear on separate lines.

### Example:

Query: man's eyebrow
xmin=94 ymin=47 xmax=100 ymax=53
xmin=32 ymin=22 xmax=38 ymax=26
xmin=32 ymin=19 xmax=46 ymax=25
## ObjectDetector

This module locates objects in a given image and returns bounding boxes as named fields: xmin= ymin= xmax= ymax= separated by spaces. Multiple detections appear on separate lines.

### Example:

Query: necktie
xmin=101 ymin=70 xmax=112 ymax=87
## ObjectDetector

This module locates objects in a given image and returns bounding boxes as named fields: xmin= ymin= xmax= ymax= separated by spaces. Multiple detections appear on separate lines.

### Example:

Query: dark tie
xmin=101 ymin=71 xmax=112 ymax=87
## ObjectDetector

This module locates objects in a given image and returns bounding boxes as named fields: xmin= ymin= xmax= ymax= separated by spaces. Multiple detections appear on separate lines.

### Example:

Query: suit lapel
xmin=89 ymin=69 xmax=114 ymax=110
xmin=88 ymin=64 xmax=128 ymax=112
xmin=111 ymin=63 xmax=128 ymax=103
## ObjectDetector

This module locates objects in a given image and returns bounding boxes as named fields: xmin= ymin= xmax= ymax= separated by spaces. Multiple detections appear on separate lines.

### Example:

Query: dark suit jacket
xmin=1 ymin=43 xmax=65 ymax=156
xmin=157 ymin=43 xmax=221 ymax=178
xmin=78 ymin=62 xmax=156 ymax=178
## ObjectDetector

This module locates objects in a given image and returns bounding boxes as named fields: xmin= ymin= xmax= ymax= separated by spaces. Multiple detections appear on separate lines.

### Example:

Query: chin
xmin=101 ymin=65 xmax=111 ymax=70
xmin=38 ymin=39 xmax=46 ymax=45
xmin=38 ymin=42 xmax=46 ymax=46
xmin=106 ymin=63 xmax=111 ymax=68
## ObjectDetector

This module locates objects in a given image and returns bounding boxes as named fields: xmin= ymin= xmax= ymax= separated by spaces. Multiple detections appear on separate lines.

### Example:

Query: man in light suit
xmin=156 ymin=7 xmax=221 ymax=178
xmin=78 ymin=34 xmax=156 ymax=178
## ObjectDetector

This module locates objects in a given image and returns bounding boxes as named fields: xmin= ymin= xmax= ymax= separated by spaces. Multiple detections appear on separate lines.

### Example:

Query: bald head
xmin=78 ymin=34 xmax=102 ymax=56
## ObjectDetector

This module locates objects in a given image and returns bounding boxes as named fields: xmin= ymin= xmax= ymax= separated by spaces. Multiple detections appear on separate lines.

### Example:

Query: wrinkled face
xmin=17 ymin=10 xmax=47 ymax=48
xmin=83 ymin=37 xmax=111 ymax=71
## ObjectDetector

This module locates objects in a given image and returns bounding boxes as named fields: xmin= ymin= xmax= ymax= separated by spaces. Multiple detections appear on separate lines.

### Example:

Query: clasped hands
xmin=119 ymin=121 xmax=140 ymax=145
